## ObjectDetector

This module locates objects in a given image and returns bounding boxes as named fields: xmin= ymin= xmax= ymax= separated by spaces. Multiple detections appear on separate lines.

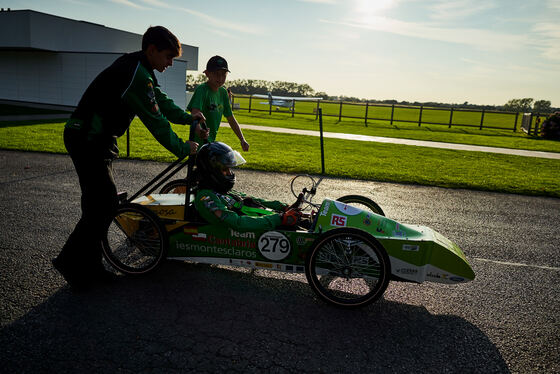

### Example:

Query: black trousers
xmin=57 ymin=128 xmax=119 ymax=273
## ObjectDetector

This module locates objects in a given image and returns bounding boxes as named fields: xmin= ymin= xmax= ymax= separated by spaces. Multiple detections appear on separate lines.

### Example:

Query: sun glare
xmin=353 ymin=0 xmax=395 ymax=24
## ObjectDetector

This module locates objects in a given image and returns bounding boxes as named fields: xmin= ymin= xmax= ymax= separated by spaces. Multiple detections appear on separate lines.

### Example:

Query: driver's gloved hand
xmin=284 ymin=192 xmax=304 ymax=212
xmin=281 ymin=208 xmax=302 ymax=226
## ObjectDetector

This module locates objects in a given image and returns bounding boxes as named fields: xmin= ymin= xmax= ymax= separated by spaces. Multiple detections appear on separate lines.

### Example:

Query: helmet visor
xmin=220 ymin=149 xmax=246 ymax=168
xmin=232 ymin=150 xmax=246 ymax=167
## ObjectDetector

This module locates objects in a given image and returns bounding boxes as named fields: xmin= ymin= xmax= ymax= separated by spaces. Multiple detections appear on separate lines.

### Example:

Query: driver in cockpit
xmin=194 ymin=142 xmax=301 ymax=230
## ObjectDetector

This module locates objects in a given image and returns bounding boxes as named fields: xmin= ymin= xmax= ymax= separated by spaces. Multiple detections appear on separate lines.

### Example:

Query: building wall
xmin=155 ymin=60 xmax=188 ymax=109
xmin=0 ymin=10 xmax=198 ymax=70
xmin=0 ymin=51 xmax=188 ymax=109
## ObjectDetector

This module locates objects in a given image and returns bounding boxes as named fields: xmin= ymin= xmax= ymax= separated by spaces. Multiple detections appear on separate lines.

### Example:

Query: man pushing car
xmin=53 ymin=26 xmax=206 ymax=291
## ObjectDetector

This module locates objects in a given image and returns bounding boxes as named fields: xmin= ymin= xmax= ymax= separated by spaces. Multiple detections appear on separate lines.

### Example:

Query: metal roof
xmin=0 ymin=9 xmax=198 ymax=70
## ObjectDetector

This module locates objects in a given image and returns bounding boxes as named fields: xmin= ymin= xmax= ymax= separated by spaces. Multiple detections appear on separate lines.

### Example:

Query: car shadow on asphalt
xmin=0 ymin=260 xmax=510 ymax=373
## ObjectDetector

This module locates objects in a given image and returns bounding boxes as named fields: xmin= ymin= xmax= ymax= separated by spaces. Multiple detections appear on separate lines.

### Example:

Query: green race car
xmin=103 ymin=174 xmax=475 ymax=308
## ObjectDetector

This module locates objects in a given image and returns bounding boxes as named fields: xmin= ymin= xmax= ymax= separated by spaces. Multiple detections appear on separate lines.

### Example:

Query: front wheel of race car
xmin=337 ymin=195 xmax=385 ymax=216
xmin=102 ymin=203 xmax=168 ymax=275
xmin=305 ymin=228 xmax=391 ymax=308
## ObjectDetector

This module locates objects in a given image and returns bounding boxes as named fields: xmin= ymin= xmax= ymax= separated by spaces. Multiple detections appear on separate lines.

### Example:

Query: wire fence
xmin=230 ymin=93 xmax=527 ymax=132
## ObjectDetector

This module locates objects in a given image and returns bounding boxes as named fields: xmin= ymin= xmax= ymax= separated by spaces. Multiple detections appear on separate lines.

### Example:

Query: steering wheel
xmin=289 ymin=174 xmax=321 ymax=210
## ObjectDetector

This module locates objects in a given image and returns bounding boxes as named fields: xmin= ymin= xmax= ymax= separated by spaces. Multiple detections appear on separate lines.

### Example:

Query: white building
xmin=0 ymin=9 xmax=198 ymax=110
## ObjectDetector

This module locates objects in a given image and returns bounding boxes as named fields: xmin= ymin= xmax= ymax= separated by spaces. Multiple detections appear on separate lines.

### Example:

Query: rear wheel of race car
xmin=305 ymin=228 xmax=390 ymax=308
xmin=337 ymin=195 xmax=385 ymax=216
xmin=160 ymin=179 xmax=188 ymax=194
xmin=102 ymin=203 xmax=168 ymax=275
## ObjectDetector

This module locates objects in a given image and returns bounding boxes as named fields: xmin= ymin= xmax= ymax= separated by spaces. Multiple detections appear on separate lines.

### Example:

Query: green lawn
xmin=231 ymin=110 xmax=560 ymax=153
xmin=1 ymin=118 xmax=558 ymax=198
xmin=232 ymin=96 xmax=524 ymax=130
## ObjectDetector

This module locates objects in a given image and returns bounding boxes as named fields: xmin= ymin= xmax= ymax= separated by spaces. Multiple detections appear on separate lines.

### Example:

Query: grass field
xmin=232 ymin=95 xmax=525 ymax=131
xmin=232 ymin=111 xmax=560 ymax=153
xmin=0 ymin=118 xmax=558 ymax=198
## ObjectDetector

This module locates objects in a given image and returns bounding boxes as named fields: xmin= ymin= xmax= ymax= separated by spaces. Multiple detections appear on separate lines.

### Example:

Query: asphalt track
xmin=0 ymin=150 xmax=559 ymax=373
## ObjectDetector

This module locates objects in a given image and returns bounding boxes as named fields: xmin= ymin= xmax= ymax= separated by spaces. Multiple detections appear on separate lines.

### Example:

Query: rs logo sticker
xmin=258 ymin=231 xmax=291 ymax=261
xmin=330 ymin=214 xmax=347 ymax=227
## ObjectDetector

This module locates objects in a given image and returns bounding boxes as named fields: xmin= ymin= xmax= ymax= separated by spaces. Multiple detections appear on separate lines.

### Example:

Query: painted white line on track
xmin=473 ymin=257 xmax=560 ymax=271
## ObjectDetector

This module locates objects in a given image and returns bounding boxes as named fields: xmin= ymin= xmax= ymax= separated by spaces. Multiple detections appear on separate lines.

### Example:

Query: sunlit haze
xmin=5 ymin=0 xmax=559 ymax=106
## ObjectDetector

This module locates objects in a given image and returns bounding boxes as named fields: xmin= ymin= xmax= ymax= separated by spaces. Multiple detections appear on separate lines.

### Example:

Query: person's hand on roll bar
xmin=191 ymin=110 xmax=209 ymax=140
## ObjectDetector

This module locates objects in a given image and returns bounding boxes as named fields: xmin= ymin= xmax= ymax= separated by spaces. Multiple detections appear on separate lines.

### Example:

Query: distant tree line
xmin=187 ymin=74 xmax=315 ymax=97
xmin=186 ymin=74 xmax=557 ymax=113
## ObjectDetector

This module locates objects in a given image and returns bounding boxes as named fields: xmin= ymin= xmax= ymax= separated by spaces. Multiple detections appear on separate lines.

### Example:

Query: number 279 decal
xmin=258 ymin=231 xmax=291 ymax=261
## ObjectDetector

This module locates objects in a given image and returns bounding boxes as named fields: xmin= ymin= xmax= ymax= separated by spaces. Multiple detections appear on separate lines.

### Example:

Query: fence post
xmin=448 ymin=107 xmax=454 ymax=128
xmin=338 ymin=100 xmax=343 ymax=122
xmin=269 ymin=97 xmax=272 ymax=115
xmin=418 ymin=105 xmax=423 ymax=127
xmin=126 ymin=128 xmax=130 ymax=157
xmin=365 ymin=101 xmax=369 ymax=127
xmin=534 ymin=113 xmax=541 ymax=136
xmin=390 ymin=104 xmax=395 ymax=126
xmin=479 ymin=109 xmax=485 ymax=130
xmin=514 ymin=112 xmax=519 ymax=132
xmin=248 ymin=95 xmax=252 ymax=113
xmin=291 ymin=99 xmax=295 ymax=118
xmin=318 ymin=108 xmax=325 ymax=174
xmin=315 ymin=100 xmax=320 ymax=120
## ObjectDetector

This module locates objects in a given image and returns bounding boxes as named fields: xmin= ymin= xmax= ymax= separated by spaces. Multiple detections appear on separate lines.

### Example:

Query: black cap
xmin=206 ymin=55 xmax=230 ymax=72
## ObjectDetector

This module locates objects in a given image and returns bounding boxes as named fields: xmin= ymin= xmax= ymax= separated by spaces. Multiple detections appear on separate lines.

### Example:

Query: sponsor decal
xmin=330 ymin=214 xmax=347 ymax=227
xmin=192 ymin=233 xmax=207 ymax=242
xmin=295 ymin=236 xmax=314 ymax=246
xmin=286 ymin=265 xmax=294 ymax=272
xmin=402 ymin=244 xmax=420 ymax=252
xmin=230 ymin=229 xmax=255 ymax=239
xmin=183 ymin=226 xmax=198 ymax=234
xmin=154 ymin=207 xmax=178 ymax=217
xmin=175 ymin=242 xmax=256 ymax=258
xmin=296 ymin=266 xmax=304 ymax=273
xmin=393 ymin=224 xmax=406 ymax=238
xmin=427 ymin=272 xmax=461 ymax=281
xmin=146 ymin=82 xmax=159 ymax=113
xmin=256 ymin=262 xmax=273 ymax=269
xmin=258 ymin=231 xmax=291 ymax=261
xmin=334 ymin=201 xmax=362 ymax=216
xmin=207 ymin=234 xmax=256 ymax=249
xmin=320 ymin=201 xmax=331 ymax=216
xmin=392 ymin=231 xmax=406 ymax=238
xmin=396 ymin=268 xmax=418 ymax=274
xmin=363 ymin=214 xmax=372 ymax=226
xmin=229 ymin=259 xmax=254 ymax=267
xmin=205 ymin=200 xmax=217 ymax=211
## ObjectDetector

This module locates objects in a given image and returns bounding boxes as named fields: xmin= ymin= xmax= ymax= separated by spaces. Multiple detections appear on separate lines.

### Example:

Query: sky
xmin=4 ymin=0 xmax=560 ymax=107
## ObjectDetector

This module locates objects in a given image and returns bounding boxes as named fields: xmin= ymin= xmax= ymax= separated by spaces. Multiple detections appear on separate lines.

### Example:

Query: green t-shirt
xmin=187 ymin=82 xmax=233 ymax=143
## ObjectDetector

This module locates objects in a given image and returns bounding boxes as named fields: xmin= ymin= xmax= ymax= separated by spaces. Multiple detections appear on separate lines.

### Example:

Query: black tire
xmin=160 ymin=179 xmax=188 ymax=194
xmin=102 ymin=203 xmax=168 ymax=275
xmin=337 ymin=195 xmax=385 ymax=216
xmin=305 ymin=228 xmax=391 ymax=308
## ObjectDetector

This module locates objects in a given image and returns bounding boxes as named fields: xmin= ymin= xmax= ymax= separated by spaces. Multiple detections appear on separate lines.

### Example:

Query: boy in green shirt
xmin=53 ymin=26 xmax=206 ymax=291
xmin=188 ymin=56 xmax=249 ymax=151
